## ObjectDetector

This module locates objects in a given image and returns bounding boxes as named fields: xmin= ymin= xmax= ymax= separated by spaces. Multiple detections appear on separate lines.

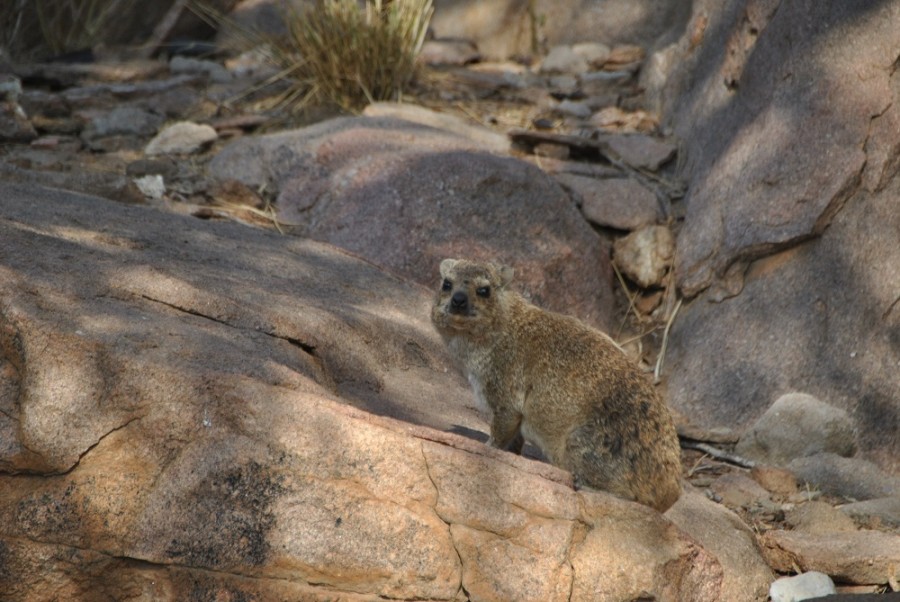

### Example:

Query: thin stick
xmin=680 ymin=440 xmax=756 ymax=468
xmin=654 ymin=296 xmax=681 ymax=383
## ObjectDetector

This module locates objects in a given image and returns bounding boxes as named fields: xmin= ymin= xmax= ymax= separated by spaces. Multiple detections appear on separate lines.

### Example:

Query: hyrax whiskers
xmin=431 ymin=258 xmax=682 ymax=512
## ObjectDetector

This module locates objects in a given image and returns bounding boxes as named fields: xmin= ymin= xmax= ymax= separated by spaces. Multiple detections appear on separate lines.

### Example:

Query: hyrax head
xmin=431 ymin=258 xmax=514 ymax=337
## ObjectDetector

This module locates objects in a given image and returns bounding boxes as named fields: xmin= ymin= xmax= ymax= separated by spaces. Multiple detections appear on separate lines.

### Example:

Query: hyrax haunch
xmin=431 ymin=258 xmax=682 ymax=512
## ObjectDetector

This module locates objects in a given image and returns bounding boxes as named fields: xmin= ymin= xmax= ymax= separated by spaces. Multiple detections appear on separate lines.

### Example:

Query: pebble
xmin=606 ymin=134 xmax=677 ymax=171
xmin=612 ymin=225 xmax=674 ymax=288
xmin=540 ymin=45 xmax=589 ymax=74
xmin=769 ymin=571 xmax=836 ymax=602
xmin=169 ymin=56 xmax=232 ymax=84
xmin=133 ymin=175 xmax=165 ymax=200
xmin=0 ymin=74 xmax=23 ymax=102
xmin=709 ymin=472 xmax=772 ymax=509
xmin=0 ymin=101 xmax=37 ymax=142
xmin=750 ymin=465 xmax=799 ymax=495
xmin=80 ymin=106 xmax=164 ymax=141
xmin=556 ymin=100 xmax=592 ymax=119
xmin=419 ymin=39 xmax=480 ymax=66
xmin=145 ymin=121 xmax=218 ymax=156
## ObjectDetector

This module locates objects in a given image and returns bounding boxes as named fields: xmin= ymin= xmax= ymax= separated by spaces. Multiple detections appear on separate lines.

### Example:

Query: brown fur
xmin=431 ymin=258 xmax=682 ymax=512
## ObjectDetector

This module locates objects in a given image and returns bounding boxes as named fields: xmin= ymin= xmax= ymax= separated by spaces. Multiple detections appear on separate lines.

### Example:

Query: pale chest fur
xmin=446 ymin=335 xmax=515 ymax=414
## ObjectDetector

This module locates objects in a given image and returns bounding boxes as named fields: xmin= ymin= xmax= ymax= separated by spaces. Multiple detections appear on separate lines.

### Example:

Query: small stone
xmin=709 ymin=472 xmax=772 ymax=509
xmin=607 ymin=44 xmax=645 ymax=66
xmin=635 ymin=290 xmax=663 ymax=315
xmin=788 ymin=453 xmax=900 ymax=501
xmin=533 ymin=142 xmax=570 ymax=160
xmin=769 ymin=571 xmax=836 ymax=602
xmin=558 ymin=174 xmax=659 ymax=231
xmin=612 ymin=225 xmax=674 ymax=288
xmin=209 ymin=179 xmax=264 ymax=209
xmin=169 ymin=56 xmax=232 ymax=83
xmin=751 ymin=465 xmax=799 ymax=495
xmin=0 ymin=101 xmax=37 ymax=142
xmin=126 ymin=158 xmax=180 ymax=180
xmin=590 ymin=106 xmax=659 ymax=133
xmin=785 ymin=501 xmax=858 ymax=534
xmin=540 ymin=45 xmax=589 ymax=74
xmin=0 ymin=74 xmax=23 ymax=102
xmin=133 ymin=175 xmax=165 ymax=200
xmin=606 ymin=134 xmax=677 ymax=171
xmin=81 ymin=106 xmax=163 ymax=141
xmin=418 ymin=39 xmax=480 ymax=66
xmin=736 ymin=393 xmax=858 ymax=467
xmin=572 ymin=42 xmax=611 ymax=69
xmin=532 ymin=117 xmax=555 ymax=130
xmin=548 ymin=74 xmax=580 ymax=96
xmin=556 ymin=100 xmax=592 ymax=119
xmin=145 ymin=121 xmax=218 ymax=156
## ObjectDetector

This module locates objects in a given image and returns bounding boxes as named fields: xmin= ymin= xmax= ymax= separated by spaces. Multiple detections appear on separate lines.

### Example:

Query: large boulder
xmin=209 ymin=108 xmax=616 ymax=330
xmin=648 ymin=0 xmax=900 ymax=474
xmin=0 ymin=183 xmax=726 ymax=601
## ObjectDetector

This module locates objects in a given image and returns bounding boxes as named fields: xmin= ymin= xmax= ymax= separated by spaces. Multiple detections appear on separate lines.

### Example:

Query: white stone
xmin=133 ymin=175 xmax=165 ymax=200
xmin=769 ymin=571 xmax=836 ymax=602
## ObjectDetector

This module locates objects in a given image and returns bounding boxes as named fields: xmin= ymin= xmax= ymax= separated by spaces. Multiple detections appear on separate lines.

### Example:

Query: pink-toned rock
xmin=0 ymin=182 xmax=725 ymax=601
xmin=571 ymin=492 xmax=722 ymax=602
xmin=209 ymin=110 xmax=616 ymax=330
xmin=666 ymin=486 xmax=774 ymax=602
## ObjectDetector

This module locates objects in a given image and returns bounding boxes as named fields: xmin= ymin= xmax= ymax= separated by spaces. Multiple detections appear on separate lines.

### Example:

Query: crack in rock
xmin=137 ymin=293 xmax=320 ymax=358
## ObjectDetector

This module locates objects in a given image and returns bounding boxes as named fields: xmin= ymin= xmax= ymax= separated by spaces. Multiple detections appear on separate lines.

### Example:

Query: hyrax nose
xmin=450 ymin=291 xmax=468 ymax=312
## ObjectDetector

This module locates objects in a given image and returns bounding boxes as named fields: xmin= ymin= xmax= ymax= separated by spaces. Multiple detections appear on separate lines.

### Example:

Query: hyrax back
xmin=431 ymin=258 xmax=682 ymax=512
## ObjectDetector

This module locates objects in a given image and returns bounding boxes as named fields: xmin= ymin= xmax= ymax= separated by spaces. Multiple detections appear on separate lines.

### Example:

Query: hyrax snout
xmin=431 ymin=258 xmax=682 ymax=512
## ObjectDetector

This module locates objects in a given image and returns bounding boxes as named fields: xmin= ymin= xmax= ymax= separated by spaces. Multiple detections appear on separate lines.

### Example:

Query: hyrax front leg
xmin=487 ymin=407 xmax=523 ymax=453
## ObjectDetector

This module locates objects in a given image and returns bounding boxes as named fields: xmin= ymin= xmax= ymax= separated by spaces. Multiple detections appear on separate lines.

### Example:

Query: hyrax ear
xmin=439 ymin=258 xmax=458 ymax=277
xmin=498 ymin=265 xmax=514 ymax=288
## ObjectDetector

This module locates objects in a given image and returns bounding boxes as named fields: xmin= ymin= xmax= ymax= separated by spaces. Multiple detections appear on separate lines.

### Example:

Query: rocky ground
xmin=1 ymin=1 xmax=899 ymax=600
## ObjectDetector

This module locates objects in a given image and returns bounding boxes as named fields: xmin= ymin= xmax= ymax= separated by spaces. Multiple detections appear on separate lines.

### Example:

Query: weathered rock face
xmin=0 ymin=184 xmax=726 ymax=601
xmin=208 ymin=109 xmax=616 ymax=330
xmin=651 ymin=0 xmax=900 ymax=474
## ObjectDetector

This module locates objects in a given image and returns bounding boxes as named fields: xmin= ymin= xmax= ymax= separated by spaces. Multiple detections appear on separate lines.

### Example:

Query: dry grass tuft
xmin=196 ymin=0 xmax=433 ymax=112
xmin=281 ymin=0 xmax=433 ymax=110
xmin=1 ymin=0 xmax=127 ymax=60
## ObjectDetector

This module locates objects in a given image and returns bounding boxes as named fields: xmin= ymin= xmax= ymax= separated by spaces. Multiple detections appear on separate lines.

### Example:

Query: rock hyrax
xmin=431 ymin=258 xmax=682 ymax=512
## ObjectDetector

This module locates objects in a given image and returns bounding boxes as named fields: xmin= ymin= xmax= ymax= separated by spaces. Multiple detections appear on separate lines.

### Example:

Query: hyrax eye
xmin=442 ymin=279 xmax=452 ymax=292
xmin=476 ymin=286 xmax=491 ymax=298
